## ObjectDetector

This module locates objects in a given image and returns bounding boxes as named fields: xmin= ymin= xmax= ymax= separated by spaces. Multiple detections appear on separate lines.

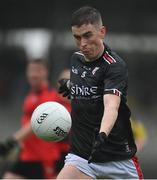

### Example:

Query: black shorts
xmin=6 ymin=160 xmax=50 ymax=179
xmin=4 ymin=152 xmax=67 ymax=179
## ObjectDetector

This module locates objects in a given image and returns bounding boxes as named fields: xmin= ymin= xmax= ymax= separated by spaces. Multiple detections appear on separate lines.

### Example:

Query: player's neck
xmin=95 ymin=44 xmax=105 ymax=60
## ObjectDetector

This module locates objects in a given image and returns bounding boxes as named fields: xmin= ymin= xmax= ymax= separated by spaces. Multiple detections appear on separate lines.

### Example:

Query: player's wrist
xmin=96 ymin=132 xmax=107 ymax=145
xmin=88 ymin=132 xmax=107 ymax=163
xmin=99 ymin=132 xmax=107 ymax=140
xmin=58 ymin=79 xmax=70 ymax=91
xmin=58 ymin=79 xmax=71 ymax=99
xmin=66 ymin=79 xmax=70 ymax=89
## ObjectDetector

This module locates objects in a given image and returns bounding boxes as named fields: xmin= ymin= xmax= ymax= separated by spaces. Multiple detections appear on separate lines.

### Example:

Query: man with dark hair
xmin=71 ymin=6 xmax=102 ymax=27
xmin=57 ymin=6 xmax=143 ymax=179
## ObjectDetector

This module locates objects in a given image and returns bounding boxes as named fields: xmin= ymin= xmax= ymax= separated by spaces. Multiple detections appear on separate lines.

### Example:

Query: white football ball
xmin=31 ymin=101 xmax=71 ymax=142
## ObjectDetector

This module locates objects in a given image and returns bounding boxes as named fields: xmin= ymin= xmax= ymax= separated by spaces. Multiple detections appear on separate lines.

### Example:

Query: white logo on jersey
xmin=124 ymin=141 xmax=131 ymax=153
xmin=83 ymin=66 xmax=91 ymax=70
xmin=71 ymin=84 xmax=97 ymax=96
xmin=72 ymin=66 xmax=78 ymax=74
xmin=92 ymin=67 xmax=99 ymax=75
xmin=81 ymin=71 xmax=87 ymax=78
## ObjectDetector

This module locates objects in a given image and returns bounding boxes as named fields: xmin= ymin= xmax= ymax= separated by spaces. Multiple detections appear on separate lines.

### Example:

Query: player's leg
xmin=41 ymin=160 xmax=56 ymax=179
xmin=2 ymin=161 xmax=26 ymax=179
xmin=3 ymin=171 xmax=25 ymax=179
xmin=89 ymin=156 xmax=143 ymax=179
xmin=57 ymin=153 xmax=96 ymax=179
xmin=57 ymin=165 xmax=93 ymax=179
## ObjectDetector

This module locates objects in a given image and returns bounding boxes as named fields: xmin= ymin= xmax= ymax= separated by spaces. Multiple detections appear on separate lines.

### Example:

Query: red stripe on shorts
xmin=132 ymin=156 xmax=143 ymax=180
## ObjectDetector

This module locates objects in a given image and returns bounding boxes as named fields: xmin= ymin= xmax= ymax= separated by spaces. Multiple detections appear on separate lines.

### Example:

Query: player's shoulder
xmin=103 ymin=45 xmax=127 ymax=68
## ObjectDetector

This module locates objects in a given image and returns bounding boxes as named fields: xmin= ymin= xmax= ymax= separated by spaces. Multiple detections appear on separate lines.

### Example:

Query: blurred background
xmin=0 ymin=0 xmax=156 ymax=178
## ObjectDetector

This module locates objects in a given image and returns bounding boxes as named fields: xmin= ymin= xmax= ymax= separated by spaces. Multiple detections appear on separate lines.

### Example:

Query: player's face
xmin=72 ymin=23 xmax=106 ymax=61
xmin=26 ymin=63 xmax=48 ymax=88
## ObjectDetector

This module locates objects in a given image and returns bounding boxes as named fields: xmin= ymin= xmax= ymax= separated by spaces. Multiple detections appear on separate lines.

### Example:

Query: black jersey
xmin=69 ymin=45 xmax=137 ymax=163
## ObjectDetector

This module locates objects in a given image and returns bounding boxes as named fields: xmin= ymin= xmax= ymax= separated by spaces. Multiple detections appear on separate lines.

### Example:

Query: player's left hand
xmin=88 ymin=130 xmax=107 ymax=163
xmin=0 ymin=138 xmax=18 ymax=157
xmin=58 ymin=79 xmax=70 ymax=99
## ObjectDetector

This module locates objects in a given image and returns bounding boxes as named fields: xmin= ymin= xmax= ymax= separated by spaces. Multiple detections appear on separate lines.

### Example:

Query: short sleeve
xmin=104 ymin=61 xmax=128 ymax=98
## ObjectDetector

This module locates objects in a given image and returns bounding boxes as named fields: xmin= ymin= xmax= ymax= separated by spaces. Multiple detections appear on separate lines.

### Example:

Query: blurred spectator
xmin=131 ymin=118 xmax=148 ymax=152
xmin=127 ymin=97 xmax=148 ymax=152
xmin=0 ymin=59 xmax=70 ymax=179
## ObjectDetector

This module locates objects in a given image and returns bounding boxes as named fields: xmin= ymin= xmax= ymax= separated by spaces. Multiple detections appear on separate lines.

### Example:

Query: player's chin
xmin=82 ymin=52 xmax=93 ymax=59
xmin=85 ymin=55 xmax=96 ymax=61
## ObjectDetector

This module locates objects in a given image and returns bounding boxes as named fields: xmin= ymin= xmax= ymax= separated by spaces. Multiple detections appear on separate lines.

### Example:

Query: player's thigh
xmin=57 ymin=165 xmax=93 ymax=179
xmin=3 ymin=171 xmax=25 ymax=179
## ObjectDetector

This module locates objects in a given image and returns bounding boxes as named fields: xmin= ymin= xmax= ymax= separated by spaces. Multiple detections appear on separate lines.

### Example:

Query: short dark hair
xmin=71 ymin=6 xmax=102 ymax=27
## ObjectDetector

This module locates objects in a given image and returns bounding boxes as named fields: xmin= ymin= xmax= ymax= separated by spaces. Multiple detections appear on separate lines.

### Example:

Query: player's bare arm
xmin=88 ymin=94 xmax=121 ymax=163
xmin=13 ymin=123 xmax=33 ymax=143
xmin=100 ymin=94 xmax=121 ymax=135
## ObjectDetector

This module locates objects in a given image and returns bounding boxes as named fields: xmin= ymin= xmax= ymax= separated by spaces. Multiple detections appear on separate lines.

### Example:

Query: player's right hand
xmin=0 ymin=138 xmax=18 ymax=157
xmin=58 ymin=79 xmax=70 ymax=99
xmin=88 ymin=129 xmax=107 ymax=163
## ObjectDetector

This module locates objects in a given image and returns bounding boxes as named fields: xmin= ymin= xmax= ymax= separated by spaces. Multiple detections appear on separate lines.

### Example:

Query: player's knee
xmin=56 ymin=165 xmax=93 ymax=179
xmin=3 ymin=171 xmax=25 ymax=179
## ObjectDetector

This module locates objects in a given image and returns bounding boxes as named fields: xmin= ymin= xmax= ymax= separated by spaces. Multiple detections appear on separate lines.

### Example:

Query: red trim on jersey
xmin=103 ymin=52 xmax=116 ymax=64
xmin=115 ymin=90 xmax=120 ymax=96
xmin=132 ymin=156 xmax=143 ymax=179
xmin=114 ymin=89 xmax=121 ymax=96
xmin=105 ymin=88 xmax=122 ymax=97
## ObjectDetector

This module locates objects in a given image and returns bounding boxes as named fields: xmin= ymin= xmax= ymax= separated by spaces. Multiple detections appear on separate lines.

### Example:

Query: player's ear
xmin=100 ymin=26 xmax=106 ymax=39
